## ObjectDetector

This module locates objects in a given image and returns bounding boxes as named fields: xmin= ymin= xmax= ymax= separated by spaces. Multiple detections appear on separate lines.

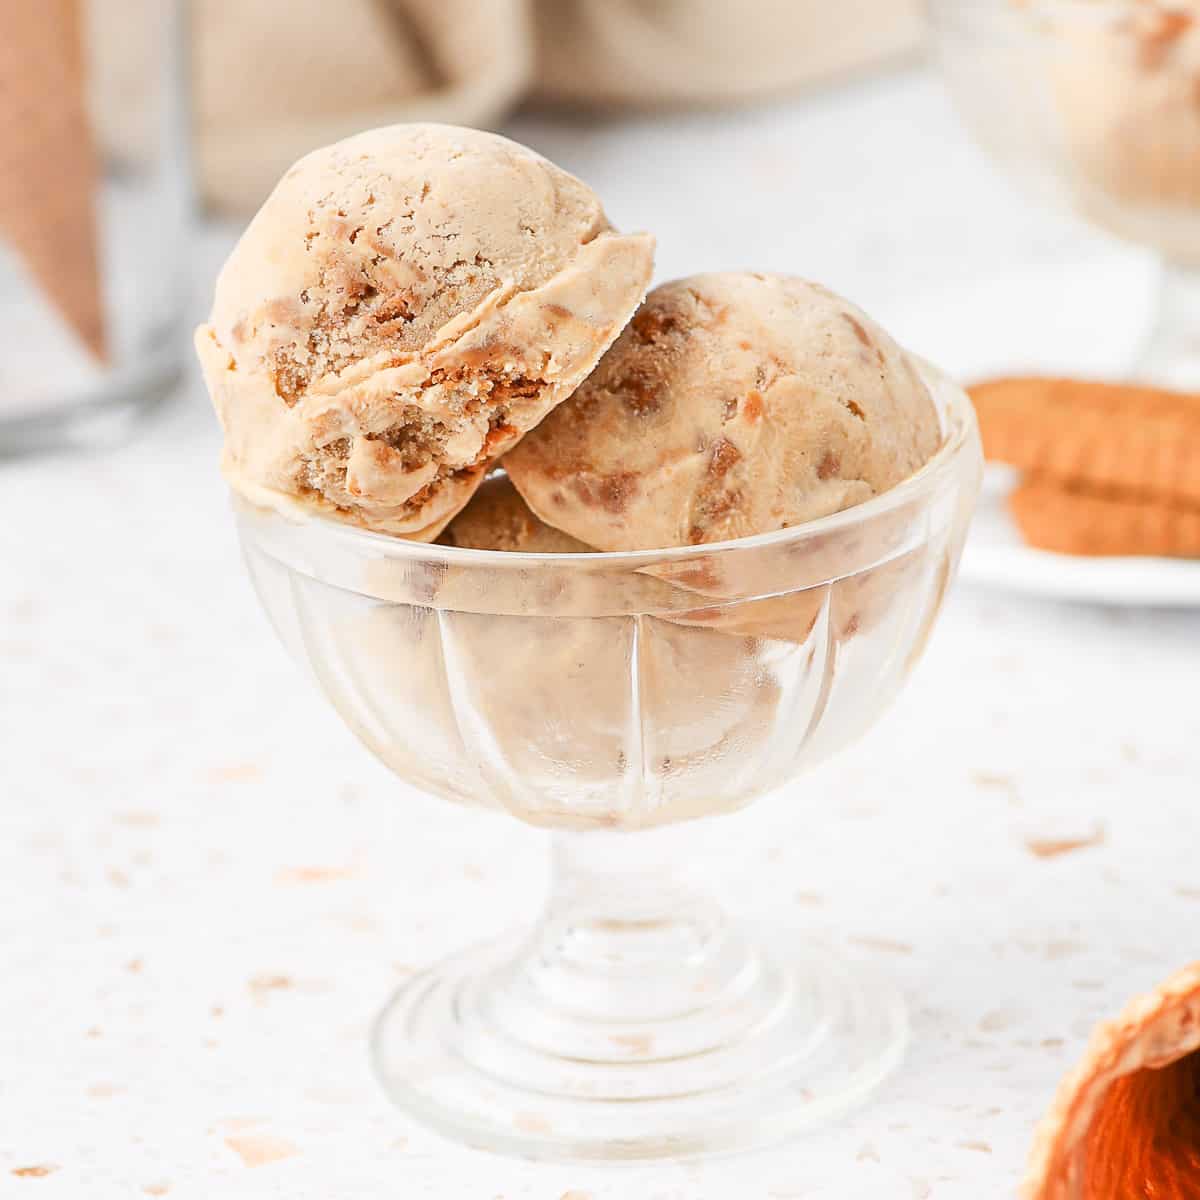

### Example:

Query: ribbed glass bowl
xmin=234 ymin=360 xmax=982 ymax=1161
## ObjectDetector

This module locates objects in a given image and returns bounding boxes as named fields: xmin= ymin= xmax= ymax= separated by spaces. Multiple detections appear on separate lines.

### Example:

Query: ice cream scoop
xmin=504 ymin=272 xmax=940 ymax=552
xmin=195 ymin=124 xmax=654 ymax=538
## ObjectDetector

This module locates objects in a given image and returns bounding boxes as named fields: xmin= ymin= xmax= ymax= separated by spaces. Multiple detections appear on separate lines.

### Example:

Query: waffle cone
xmin=1024 ymin=962 xmax=1200 ymax=1200
xmin=0 ymin=0 xmax=106 ymax=359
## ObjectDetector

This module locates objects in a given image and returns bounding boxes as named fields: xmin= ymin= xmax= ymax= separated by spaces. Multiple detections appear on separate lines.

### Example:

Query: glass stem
xmin=1135 ymin=258 xmax=1200 ymax=389
xmin=517 ymin=826 xmax=738 ymax=1025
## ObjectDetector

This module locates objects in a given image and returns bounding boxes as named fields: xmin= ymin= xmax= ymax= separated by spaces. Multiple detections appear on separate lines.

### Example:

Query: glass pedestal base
xmin=371 ymin=924 xmax=906 ymax=1161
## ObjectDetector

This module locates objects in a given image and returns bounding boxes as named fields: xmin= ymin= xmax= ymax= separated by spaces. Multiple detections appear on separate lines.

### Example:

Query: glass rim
xmin=233 ymin=357 xmax=978 ymax=572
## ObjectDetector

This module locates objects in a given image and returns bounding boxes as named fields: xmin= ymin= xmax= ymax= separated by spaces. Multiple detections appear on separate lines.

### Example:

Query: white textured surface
xmin=4 ymin=67 xmax=1199 ymax=1199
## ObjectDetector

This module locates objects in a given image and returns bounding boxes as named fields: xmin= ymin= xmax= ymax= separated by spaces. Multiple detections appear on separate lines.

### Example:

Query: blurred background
xmin=5 ymin=0 xmax=1192 ymax=422
xmin=8 ymin=0 xmax=1200 ymax=593
xmin=3 ymin=0 xmax=1182 ymax=427
xmin=4 ymin=3 xmax=1200 ymax=1195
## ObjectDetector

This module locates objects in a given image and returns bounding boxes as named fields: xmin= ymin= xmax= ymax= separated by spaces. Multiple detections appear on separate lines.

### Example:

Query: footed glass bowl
xmin=929 ymin=0 xmax=1200 ymax=386
xmin=234 ymin=361 xmax=982 ymax=1161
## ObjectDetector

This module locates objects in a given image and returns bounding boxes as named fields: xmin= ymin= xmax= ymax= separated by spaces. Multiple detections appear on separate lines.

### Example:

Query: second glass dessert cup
xmin=234 ymin=363 xmax=982 ymax=1161
xmin=929 ymin=0 xmax=1200 ymax=388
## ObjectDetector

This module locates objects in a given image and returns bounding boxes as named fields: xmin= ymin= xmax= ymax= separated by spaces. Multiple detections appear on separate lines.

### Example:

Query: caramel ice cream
xmin=226 ymin=253 xmax=972 ymax=831
xmin=504 ymin=273 xmax=940 ymax=552
xmin=196 ymin=124 xmax=654 ymax=538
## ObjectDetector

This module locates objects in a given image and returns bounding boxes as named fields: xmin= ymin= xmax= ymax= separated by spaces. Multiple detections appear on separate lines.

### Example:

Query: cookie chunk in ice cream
xmin=195 ymin=124 xmax=654 ymax=539
xmin=504 ymin=273 xmax=940 ymax=552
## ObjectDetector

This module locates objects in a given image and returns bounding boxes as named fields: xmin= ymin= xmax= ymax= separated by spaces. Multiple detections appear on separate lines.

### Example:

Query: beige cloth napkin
xmin=95 ymin=0 xmax=920 ymax=215
xmin=533 ymin=0 xmax=921 ymax=107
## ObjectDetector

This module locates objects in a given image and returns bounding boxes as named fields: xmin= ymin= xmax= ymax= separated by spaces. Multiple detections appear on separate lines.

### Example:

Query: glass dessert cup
xmin=928 ymin=0 xmax=1200 ymax=388
xmin=233 ymin=363 xmax=982 ymax=1161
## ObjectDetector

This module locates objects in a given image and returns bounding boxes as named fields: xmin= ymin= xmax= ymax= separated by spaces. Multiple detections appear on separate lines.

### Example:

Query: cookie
xmin=1010 ymin=478 xmax=1200 ymax=557
xmin=970 ymin=377 xmax=1200 ymax=507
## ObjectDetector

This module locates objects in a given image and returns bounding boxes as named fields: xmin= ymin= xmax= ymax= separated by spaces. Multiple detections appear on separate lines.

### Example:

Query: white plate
xmin=959 ymin=467 xmax=1200 ymax=607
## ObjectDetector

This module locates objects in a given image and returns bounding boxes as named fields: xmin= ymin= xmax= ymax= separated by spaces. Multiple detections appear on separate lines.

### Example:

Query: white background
xmin=3 ymin=63 xmax=1199 ymax=1199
